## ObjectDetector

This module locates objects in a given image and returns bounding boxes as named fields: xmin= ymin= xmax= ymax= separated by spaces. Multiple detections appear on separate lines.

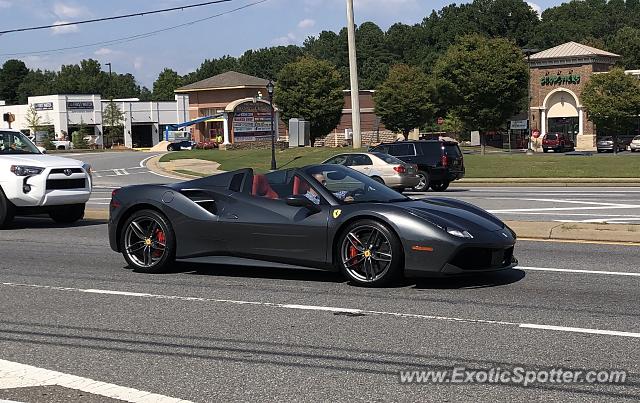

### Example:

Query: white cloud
xmin=527 ymin=1 xmax=543 ymax=18
xmin=53 ymin=2 xmax=88 ymax=18
xmin=133 ymin=57 xmax=144 ymax=71
xmin=271 ymin=32 xmax=297 ymax=46
xmin=50 ymin=21 xmax=79 ymax=35
xmin=94 ymin=48 xmax=114 ymax=56
xmin=297 ymin=18 xmax=316 ymax=29
xmin=0 ymin=0 xmax=12 ymax=9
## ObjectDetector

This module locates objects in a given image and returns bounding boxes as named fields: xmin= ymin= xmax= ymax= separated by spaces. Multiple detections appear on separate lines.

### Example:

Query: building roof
xmin=530 ymin=42 xmax=620 ymax=60
xmin=175 ymin=71 xmax=269 ymax=92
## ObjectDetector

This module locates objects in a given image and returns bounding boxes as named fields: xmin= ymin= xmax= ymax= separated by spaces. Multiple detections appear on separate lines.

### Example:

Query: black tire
xmin=336 ymin=219 xmax=403 ymax=287
xmin=371 ymin=176 xmax=385 ymax=185
xmin=167 ymin=144 xmax=175 ymax=151
xmin=0 ymin=188 xmax=15 ymax=229
xmin=542 ymin=148 xmax=548 ymax=153
xmin=430 ymin=181 xmax=450 ymax=192
xmin=120 ymin=209 xmax=175 ymax=274
xmin=413 ymin=171 xmax=429 ymax=192
xmin=49 ymin=203 xmax=85 ymax=224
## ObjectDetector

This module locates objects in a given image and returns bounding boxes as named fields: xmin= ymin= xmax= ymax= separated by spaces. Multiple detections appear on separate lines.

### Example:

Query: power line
xmin=0 ymin=0 xmax=236 ymax=35
xmin=0 ymin=0 xmax=268 ymax=57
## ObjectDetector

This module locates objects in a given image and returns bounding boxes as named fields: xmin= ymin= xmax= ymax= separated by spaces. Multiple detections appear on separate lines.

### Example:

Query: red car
xmin=542 ymin=133 xmax=575 ymax=153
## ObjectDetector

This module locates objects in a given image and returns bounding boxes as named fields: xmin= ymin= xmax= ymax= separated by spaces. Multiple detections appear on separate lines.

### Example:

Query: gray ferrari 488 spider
xmin=108 ymin=164 xmax=517 ymax=286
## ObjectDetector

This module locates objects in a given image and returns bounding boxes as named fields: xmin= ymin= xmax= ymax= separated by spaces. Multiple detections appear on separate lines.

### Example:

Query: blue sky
xmin=0 ymin=0 xmax=565 ymax=87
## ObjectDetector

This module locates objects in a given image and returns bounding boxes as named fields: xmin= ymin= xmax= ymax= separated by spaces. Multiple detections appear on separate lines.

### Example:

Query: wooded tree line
xmin=2 ymin=0 xmax=640 ymax=106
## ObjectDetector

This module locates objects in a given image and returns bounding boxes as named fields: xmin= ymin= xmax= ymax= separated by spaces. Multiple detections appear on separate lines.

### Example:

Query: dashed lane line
xmin=0 ymin=281 xmax=638 ymax=339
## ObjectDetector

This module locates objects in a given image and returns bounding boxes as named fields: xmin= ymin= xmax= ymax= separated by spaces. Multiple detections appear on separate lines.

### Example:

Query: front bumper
xmin=630 ymin=143 xmax=640 ymax=150
xmin=2 ymin=168 xmax=91 ymax=207
xmin=403 ymin=227 xmax=517 ymax=278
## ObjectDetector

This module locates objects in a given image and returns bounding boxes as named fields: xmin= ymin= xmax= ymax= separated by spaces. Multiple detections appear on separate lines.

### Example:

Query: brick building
xmin=528 ymin=42 xmax=621 ymax=151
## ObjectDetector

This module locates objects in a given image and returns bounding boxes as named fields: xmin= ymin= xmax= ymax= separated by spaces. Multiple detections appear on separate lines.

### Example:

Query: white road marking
xmin=518 ymin=266 xmax=640 ymax=277
xmin=519 ymin=324 xmax=640 ymax=338
xmin=0 ymin=359 xmax=192 ymax=402
xmin=1 ymin=281 xmax=639 ymax=339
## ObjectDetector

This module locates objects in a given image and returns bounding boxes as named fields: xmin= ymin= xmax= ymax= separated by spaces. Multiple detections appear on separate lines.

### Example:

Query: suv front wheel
xmin=413 ymin=171 xmax=430 ymax=192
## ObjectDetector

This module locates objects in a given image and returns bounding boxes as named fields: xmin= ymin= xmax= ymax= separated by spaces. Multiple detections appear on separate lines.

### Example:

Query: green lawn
xmin=160 ymin=148 xmax=640 ymax=178
xmin=464 ymin=154 xmax=640 ymax=177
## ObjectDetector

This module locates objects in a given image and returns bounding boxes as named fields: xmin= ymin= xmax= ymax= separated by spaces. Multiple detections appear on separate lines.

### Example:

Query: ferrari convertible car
xmin=108 ymin=164 xmax=517 ymax=286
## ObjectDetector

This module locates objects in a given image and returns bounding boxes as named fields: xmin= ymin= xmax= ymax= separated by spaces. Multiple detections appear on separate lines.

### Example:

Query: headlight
xmin=10 ymin=165 xmax=44 ymax=176
xmin=447 ymin=228 xmax=474 ymax=239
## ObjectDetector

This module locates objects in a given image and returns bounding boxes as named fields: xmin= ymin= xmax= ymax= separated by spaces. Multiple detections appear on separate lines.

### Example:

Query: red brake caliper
xmin=349 ymin=245 xmax=358 ymax=267
xmin=153 ymin=229 xmax=166 ymax=257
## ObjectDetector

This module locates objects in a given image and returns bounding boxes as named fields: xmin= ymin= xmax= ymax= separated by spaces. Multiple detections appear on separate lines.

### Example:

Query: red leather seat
xmin=293 ymin=176 xmax=311 ymax=195
xmin=252 ymin=175 xmax=279 ymax=199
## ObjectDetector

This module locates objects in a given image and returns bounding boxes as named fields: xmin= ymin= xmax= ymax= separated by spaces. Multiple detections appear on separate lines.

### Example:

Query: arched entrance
xmin=543 ymin=88 xmax=581 ymax=143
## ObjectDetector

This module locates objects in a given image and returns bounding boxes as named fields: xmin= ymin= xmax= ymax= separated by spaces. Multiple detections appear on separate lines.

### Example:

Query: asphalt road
xmin=0 ymin=218 xmax=638 ymax=402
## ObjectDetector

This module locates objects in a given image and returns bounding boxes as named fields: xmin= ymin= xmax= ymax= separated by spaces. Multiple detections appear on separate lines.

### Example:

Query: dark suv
xmin=369 ymin=140 xmax=465 ymax=191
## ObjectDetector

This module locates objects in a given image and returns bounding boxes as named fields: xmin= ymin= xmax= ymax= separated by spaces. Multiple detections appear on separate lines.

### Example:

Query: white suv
xmin=0 ymin=129 xmax=92 ymax=228
xmin=631 ymin=135 xmax=640 ymax=152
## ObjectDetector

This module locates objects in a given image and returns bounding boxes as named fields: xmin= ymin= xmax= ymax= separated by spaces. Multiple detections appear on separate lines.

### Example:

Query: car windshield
xmin=635 ymin=136 xmax=640 ymax=141
xmin=546 ymin=134 xmax=558 ymax=140
xmin=0 ymin=131 xmax=40 ymax=154
xmin=371 ymin=152 xmax=405 ymax=164
xmin=303 ymin=164 xmax=410 ymax=204
xmin=600 ymin=136 xmax=612 ymax=141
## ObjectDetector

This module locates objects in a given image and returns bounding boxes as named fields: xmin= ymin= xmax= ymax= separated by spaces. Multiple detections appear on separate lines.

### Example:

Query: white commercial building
xmin=0 ymin=94 xmax=189 ymax=148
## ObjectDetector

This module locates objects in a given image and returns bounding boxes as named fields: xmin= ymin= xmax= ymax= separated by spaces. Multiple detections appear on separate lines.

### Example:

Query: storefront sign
xmin=540 ymin=74 xmax=581 ymax=86
xmin=232 ymin=102 xmax=273 ymax=142
xmin=66 ymin=101 xmax=94 ymax=110
xmin=510 ymin=120 xmax=528 ymax=130
xmin=33 ymin=102 xmax=53 ymax=111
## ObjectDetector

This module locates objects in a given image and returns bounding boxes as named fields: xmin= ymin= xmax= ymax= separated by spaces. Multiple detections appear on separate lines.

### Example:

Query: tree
xmin=24 ymin=105 xmax=47 ymax=135
xmin=374 ymin=65 xmax=436 ymax=135
xmin=434 ymin=35 xmax=528 ymax=154
xmin=582 ymin=68 xmax=640 ymax=155
xmin=274 ymin=57 xmax=344 ymax=144
xmin=608 ymin=26 xmax=640 ymax=70
xmin=0 ymin=60 xmax=29 ymax=105
xmin=238 ymin=46 xmax=304 ymax=80
xmin=102 ymin=102 xmax=125 ymax=147
xmin=152 ymin=68 xmax=182 ymax=101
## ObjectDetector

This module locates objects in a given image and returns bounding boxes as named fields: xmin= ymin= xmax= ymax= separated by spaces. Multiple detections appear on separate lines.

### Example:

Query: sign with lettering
xmin=33 ymin=102 xmax=53 ymax=111
xmin=540 ymin=74 xmax=581 ymax=86
xmin=232 ymin=102 xmax=273 ymax=143
xmin=510 ymin=120 xmax=528 ymax=130
xmin=66 ymin=101 xmax=94 ymax=110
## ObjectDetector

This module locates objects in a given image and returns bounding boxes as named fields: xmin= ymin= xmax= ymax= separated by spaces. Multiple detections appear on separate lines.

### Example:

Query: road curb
xmin=84 ymin=209 xmax=109 ymax=221
xmin=505 ymin=220 xmax=640 ymax=244
xmin=145 ymin=155 xmax=199 ymax=180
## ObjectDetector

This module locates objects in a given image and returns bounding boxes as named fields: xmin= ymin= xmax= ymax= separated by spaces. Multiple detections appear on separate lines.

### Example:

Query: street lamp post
xmin=267 ymin=80 xmax=276 ymax=171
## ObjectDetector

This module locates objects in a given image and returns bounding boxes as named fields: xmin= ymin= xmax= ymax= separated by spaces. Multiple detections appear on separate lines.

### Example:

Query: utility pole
xmin=346 ymin=0 xmax=361 ymax=149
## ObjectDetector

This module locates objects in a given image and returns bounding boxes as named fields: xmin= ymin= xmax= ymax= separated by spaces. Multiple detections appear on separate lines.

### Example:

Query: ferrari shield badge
xmin=332 ymin=209 xmax=342 ymax=219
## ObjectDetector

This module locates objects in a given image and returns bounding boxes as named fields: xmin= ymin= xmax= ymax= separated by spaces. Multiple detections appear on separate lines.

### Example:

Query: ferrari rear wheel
xmin=338 ymin=220 xmax=402 ymax=286
xmin=121 ymin=209 xmax=175 ymax=273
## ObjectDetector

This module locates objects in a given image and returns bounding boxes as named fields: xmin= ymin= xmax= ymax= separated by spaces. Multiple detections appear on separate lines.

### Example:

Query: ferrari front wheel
xmin=121 ymin=209 xmax=175 ymax=273
xmin=338 ymin=220 xmax=402 ymax=286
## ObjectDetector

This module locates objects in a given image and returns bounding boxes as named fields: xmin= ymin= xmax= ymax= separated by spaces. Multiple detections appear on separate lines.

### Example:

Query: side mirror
xmin=286 ymin=195 xmax=321 ymax=213
xmin=37 ymin=146 xmax=47 ymax=154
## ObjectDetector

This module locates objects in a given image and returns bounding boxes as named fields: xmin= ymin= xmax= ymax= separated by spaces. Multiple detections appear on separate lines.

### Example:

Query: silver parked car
xmin=322 ymin=152 xmax=420 ymax=190
xmin=630 ymin=136 xmax=640 ymax=152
